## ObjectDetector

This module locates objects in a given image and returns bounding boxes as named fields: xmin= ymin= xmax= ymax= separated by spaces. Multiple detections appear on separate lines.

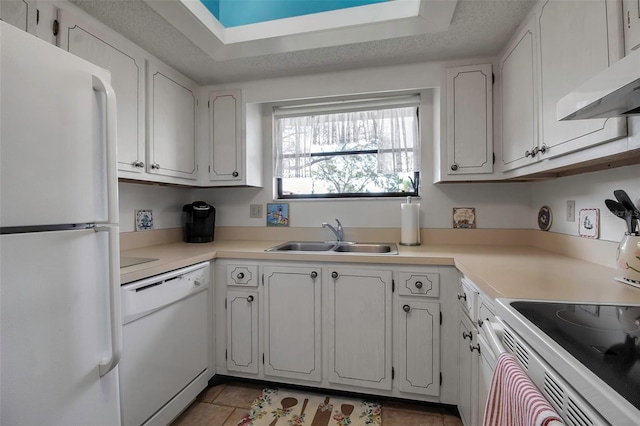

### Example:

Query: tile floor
xmin=171 ymin=381 xmax=463 ymax=426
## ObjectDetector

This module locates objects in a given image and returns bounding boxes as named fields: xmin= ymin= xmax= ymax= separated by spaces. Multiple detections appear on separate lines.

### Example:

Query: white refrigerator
xmin=0 ymin=22 xmax=122 ymax=425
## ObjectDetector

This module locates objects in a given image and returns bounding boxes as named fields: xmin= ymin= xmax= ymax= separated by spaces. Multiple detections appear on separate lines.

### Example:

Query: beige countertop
xmin=120 ymin=240 xmax=640 ymax=304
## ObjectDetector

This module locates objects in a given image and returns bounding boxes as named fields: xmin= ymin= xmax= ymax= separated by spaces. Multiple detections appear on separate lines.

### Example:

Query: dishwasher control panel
xmin=121 ymin=262 xmax=210 ymax=324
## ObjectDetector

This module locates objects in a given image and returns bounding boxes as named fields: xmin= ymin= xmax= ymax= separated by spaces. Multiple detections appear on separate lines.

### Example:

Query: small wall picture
xmin=266 ymin=203 xmax=289 ymax=227
xmin=579 ymin=208 xmax=599 ymax=239
xmin=135 ymin=210 xmax=153 ymax=231
xmin=453 ymin=207 xmax=476 ymax=229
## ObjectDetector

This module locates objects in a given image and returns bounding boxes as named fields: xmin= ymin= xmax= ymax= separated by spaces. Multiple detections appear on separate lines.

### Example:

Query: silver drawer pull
xmin=247 ymin=295 xmax=254 ymax=303
xmin=415 ymin=281 xmax=423 ymax=289
xmin=457 ymin=292 xmax=467 ymax=301
xmin=237 ymin=272 xmax=245 ymax=279
xmin=403 ymin=304 xmax=411 ymax=313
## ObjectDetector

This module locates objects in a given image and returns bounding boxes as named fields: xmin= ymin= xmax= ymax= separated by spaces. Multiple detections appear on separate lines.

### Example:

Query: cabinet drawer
xmin=227 ymin=264 xmax=258 ymax=287
xmin=458 ymin=277 xmax=478 ymax=319
xmin=477 ymin=294 xmax=495 ymax=328
xmin=397 ymin=271 xmax=440 ymax=297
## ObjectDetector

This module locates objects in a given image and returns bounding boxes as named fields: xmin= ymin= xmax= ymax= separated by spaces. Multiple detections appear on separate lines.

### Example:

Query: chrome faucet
xmin=322 ymin=218 xmax=344 ymax=242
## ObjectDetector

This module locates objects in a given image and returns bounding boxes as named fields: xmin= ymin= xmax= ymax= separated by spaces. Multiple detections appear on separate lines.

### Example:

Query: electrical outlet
xmin=249 ymin=204 xmax=263 ymax=219
xmin=566 ymin=200 xmax=575 ymax=222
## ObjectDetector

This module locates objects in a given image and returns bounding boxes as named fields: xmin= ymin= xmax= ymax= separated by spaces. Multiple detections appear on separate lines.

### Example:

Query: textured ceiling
xmin=69 ymin=0 xmax=537 ymax=85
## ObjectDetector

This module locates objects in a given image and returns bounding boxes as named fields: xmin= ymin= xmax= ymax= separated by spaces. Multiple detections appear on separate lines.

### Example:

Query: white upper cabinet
xmin=147 ymin=60 xmax=198 ymax=181
xmin=445 ymin=64 xmax=494 ymax=176
xmin=536 ymin=0 xmax=626 ymax=159
xmin=623 ymin=0 xmax=640 ymax=53
xmin=499 ymin=20 xmax=539 ymax=172
xmin=208 ymin=90 xmax=242 ymax=183
xmin=0 ymin=0 xmax=37 ymax=34
xmin=57 ymin=8 xmax=146 ymax=175
xmin=206 ymin=90 xmax=263 ymax=187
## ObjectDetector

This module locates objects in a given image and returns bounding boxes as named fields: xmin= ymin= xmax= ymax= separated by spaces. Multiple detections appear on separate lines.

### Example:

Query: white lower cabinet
xmin=397 ymin=299 xmax=440 ymax=396
xmin=216 ymin=260 xmax=454 ymax=402
xmin=457 ymin=310 xmax=478 ymax=426
xmin=263 ymin=265 xmax=322 ymax=381
xmin=326 ymin=267 xmax=393 ymax=390
xmin=226 ymin=290 xmax=259 ymax=374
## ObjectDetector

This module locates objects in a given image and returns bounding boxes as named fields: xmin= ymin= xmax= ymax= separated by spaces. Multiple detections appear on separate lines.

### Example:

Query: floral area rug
xmin=237 ymin=388 xmax=382 ymax=426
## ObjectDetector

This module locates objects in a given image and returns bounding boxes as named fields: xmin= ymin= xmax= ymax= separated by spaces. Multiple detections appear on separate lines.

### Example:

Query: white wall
xmin=192 ymin=61 xmax=533 ymax=229
xmin=118 ymin=182 xmax=192 ymax=232
xmin=531 ymin=164 xmax=640 ymax=242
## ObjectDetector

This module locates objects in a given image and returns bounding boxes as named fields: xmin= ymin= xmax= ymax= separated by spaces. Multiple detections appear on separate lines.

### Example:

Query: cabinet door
xmin=327 ymin=268 xmax=392 ymax=390
xmin=209 ymin=90 xmax=242 ymax=183
xmin=147 ymin=61 xmax=198 ymax=180
xmin=0 ymin=0 xmax=37 ymax=34
xmin=446 ymin=64 xmax=493 ymax=175
xmin=57 ymin=8 xmax=146 ymax=175
xmin=457 ymin=312 xmax=478 ymax=426
xmin=500 ymin=21 xmax=539 ymax=171
xmin=538 ymin=0 xmax=626 ymax=158
xmin=226 ymin=290 xmax=258 ymax=374
xmin=623 ymin=0 xmax=640 ymax=53
xmin=397 ymin=300 xmax=440 ymax=396
xmin=263 ymin=266 xmax=321 ymax=381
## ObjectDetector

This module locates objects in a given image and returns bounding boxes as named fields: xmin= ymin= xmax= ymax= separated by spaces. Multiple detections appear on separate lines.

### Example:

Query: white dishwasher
xmin=120 ymin=262 xmax=210 ymax=426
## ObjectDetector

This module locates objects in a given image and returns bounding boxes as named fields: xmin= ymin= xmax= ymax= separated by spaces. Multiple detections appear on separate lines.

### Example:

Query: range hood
xmin=557 ymin=49 xmax=640 ymax=120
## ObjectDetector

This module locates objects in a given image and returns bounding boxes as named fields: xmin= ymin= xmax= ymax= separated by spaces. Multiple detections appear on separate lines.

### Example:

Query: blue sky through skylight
xmin=201 ymin=0 xmax=389 ymax=28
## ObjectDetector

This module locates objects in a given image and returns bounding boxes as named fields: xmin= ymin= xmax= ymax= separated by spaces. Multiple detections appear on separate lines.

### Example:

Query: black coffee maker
xmin=182 ymin=201 xmax=215 ymax=243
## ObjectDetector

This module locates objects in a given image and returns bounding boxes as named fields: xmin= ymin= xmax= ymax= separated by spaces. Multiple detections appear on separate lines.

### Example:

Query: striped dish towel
xmin=484 ymin=353 xmax=564 ymax=426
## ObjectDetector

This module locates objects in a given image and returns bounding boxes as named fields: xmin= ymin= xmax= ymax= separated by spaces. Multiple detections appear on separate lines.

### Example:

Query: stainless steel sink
xmin=267 ymin=241 xmax=337 ymax=251
xmin=333 ymin=243 xmax=396 ymax=254
xmin=265 ymin=241 xmax=398 ymax=255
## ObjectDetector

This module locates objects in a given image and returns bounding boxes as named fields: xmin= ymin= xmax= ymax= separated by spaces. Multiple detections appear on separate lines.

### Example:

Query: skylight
xmin=201 ymin=0 xmax=389 ymax=28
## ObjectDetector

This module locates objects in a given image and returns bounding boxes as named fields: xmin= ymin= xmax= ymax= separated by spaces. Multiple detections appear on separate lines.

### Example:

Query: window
xmin=274 ymin=95 xmax=421 ymax=199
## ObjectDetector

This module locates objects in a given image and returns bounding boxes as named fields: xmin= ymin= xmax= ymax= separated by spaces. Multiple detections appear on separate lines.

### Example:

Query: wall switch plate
xmin=249 ymin=204 xmax=263 ymax=218
xmin=566 ymin=200 xmax=575 ymax=222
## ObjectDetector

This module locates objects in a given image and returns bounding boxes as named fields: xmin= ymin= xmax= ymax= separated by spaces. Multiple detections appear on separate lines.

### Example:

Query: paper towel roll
xmin=400 ymin=199 xmax=420 ymax=246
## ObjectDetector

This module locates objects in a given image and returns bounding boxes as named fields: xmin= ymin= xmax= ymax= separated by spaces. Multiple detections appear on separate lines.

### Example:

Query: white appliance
xmin=0 ymin=22 xmax=121 ymax=425
xmin=557 ymin=48 xmax=640 ymax=120
xmin=120 ymin=263 xmax=210 ymax=426
xmin=493 ymin=299 xmax=640 ymax=426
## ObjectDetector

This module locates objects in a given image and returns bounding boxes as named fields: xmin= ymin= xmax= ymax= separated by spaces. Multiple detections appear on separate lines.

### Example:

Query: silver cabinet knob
xmin=310 ymin=271 xmax=318 ymax=279
xmin=237 ymin=272 xmax=245 ymax=279
xmin=450 ymin=163 xmax=459 ymax=171
xmin=331 ymin=271 xmax=339 ymax=279
xmin=247 ymin=295 xmax=254 ymax=303
xmin=462 ymin=331 xmax=472 ymax=340
xmin=415 ymin=281 xmax=423 ymax=289
xmin=470 ymin=343 xmax=480 ymax=354
xmin=132 ymin=161 xmax=144 ymax=168
xmin=478 ymin=319 xmax=484 ymax=328
xmin=194 ymin=280 xmax=201 ymax=287
xmin=403 ymin=304 xmax=411 ymax=313
xmin=232 ymin=171 xmax=239 ymax=177
xmin=539 ymin=144 xmax=548 ymax=155
xmin=151 ymin=163 xmax=160 ymax=170
xmin=457 ymin=292 xmax=467 ymax=301
xmin=525 ymin=150 xmax=532 ymax=158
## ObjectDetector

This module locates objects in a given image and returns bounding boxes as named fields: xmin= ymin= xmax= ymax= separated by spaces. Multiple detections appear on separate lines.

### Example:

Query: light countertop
xmin=120 ymin=240 xmax=640 ymax=304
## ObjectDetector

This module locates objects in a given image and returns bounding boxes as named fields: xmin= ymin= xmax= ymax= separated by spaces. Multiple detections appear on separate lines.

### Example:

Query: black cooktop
xmin=511 ymin=301 xmax=640 ymax=411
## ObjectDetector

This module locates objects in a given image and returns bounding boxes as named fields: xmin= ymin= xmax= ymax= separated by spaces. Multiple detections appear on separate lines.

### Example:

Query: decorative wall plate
xmin=135 ymin=209 xmax=153 ymax=231
xmin=537 ymin=206 xmax=552 ymax=231
xmin=453 ymin=207 xmax=476 ymax=229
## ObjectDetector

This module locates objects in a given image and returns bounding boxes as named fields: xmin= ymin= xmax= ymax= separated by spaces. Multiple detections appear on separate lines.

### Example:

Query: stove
xmin=496 ymin=299 xmax=640 ymax=426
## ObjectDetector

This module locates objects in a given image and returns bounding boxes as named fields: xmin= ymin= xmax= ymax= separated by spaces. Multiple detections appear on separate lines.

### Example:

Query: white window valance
xmin=274 ymin=95 xmax=420 ymax=178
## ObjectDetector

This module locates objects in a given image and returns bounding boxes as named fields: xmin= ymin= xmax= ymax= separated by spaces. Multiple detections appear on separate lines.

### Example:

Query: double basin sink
xmin=265 ymin=241 xmax=398 ymax=255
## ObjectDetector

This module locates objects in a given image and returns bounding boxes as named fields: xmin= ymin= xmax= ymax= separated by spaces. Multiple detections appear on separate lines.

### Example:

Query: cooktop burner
xmin=511 ymin=301 xmax=640 ymax=411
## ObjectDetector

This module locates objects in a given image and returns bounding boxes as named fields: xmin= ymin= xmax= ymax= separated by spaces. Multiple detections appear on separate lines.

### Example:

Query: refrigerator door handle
xmin=92 ymin=75 xmax=119 ymax=225
xmin=95 ymin=225 xmax=122 ymax=377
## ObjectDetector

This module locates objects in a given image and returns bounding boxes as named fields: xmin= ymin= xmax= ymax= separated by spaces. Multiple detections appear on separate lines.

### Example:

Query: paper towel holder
xmin=400 ymin=196 xmax=421 ymax=246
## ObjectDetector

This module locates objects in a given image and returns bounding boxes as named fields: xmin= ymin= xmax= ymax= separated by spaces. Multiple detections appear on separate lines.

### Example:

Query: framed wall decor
xmin=266 ymin=203 xmax=289 ymax=227
xmin=579 ymin=208 xmax=599 ymax=238
xmin=453 ymin=207 xmax=476 ymax=229
xmin=135 ymin=209 xmax=153 ymax=231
